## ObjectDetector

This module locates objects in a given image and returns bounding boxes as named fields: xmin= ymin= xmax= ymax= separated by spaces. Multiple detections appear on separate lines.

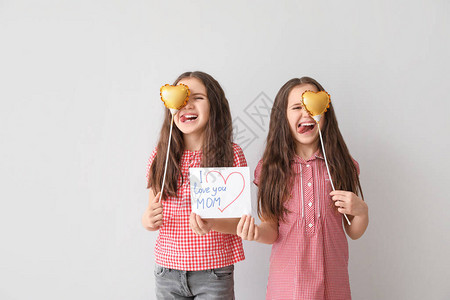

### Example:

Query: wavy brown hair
xmin=147 ymin=71 xmax=234 ymax=198
xmin=258 ymin=77 xmax=364 ymax=222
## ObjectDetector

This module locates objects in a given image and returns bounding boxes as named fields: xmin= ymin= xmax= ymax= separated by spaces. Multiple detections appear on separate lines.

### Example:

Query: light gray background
xmin=1 ymin=1 xmax=449 ymax=299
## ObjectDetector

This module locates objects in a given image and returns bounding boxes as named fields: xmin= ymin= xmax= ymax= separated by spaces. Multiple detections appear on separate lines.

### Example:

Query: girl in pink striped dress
xmin=237 ymin=77 xmax=369 ymax=299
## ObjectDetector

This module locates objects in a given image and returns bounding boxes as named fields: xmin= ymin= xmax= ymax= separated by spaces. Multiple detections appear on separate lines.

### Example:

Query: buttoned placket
xmin=182 ymin=152 xmax=192 ymax=188
xmin=185 ymin=151 xmax=201 ymax=189
xmin=181 ymin=152 xmax=197 ymax=212
xmin=189 ymin=152 xmax=194 ymax=167
xmin=298 ymin=158 xmax=320 ymax=234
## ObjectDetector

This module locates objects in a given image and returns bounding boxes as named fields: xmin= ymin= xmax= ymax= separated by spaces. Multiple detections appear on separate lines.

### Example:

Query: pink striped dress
xmin=254 ymin=150 xmax=359 ymax=300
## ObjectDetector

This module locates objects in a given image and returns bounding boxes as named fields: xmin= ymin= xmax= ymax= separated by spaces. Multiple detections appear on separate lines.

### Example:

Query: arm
xmin=141 ymin=188 xmax=163 ymax=231
xmin=344 ymin=213 xmax=369 ymax=240
xmin=330 ymin=190 xmax=368 ymax=240
xmin=237 ymin=215 xmax=278 ymax=244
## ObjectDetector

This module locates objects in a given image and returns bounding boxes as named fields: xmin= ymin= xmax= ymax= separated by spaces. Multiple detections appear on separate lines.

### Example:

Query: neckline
xmin=183 ymin=149 xmax=202 ymax=155
xmin=293 ymin=149 xmax=324 ymax=163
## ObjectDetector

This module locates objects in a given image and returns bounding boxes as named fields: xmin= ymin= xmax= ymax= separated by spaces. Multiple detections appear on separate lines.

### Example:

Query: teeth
xmin=184 ymin=115 xmax=198 ymax=119
xmin=299 ymin=123 xmax=315 ymax=127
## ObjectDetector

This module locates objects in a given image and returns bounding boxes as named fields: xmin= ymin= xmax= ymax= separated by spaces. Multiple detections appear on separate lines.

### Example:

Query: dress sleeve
xmin=145 ymin=147 xmax=158 ymax=185
xmin=253 ymin=160 xmax=263 ymax=186
xmin=232 ymin=143 xmax=248 ymax=167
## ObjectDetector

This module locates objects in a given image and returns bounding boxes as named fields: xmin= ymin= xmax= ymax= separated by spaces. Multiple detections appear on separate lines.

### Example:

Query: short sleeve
xmin=351 ymin=157 xmax=360 ymax=175
xmin=145 ymin=147 xmax=158 ymax=184
xmin=253 ymin=159 xmax=263 ymax=186
xmin=232 ymin=143 xmax=248 ymax=167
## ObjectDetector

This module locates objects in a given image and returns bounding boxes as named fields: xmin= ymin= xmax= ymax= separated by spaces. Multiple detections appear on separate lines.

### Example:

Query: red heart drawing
xmin=205 ymin=171 xmax=245 ymax=213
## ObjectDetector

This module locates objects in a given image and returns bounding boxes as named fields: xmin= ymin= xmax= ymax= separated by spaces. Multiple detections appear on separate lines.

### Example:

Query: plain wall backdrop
xmin=1 ymin=0 xmax=449 ymax=299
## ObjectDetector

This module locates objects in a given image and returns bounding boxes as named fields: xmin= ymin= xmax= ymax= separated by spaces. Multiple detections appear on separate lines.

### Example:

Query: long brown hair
xmin=147 ymin=71 xmax=234 ymax=198
xmin=258 ymin=77 xmax=364 ymax=222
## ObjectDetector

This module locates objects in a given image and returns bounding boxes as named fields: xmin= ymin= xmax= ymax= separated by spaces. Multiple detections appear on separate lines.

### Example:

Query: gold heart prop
xmin=301 ymin=91 xmax=331 ymax=121
xmin=160 ymin=84 xmax=190 ymax=110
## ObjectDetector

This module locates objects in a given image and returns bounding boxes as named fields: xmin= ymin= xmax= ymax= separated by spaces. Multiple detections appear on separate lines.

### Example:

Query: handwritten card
xmin=189 ymin=167 xmax=252 ymax=218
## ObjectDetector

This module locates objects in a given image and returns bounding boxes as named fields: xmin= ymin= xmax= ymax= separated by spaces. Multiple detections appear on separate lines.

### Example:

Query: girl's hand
xmin=142 ymin=192 xmax=163 ymax=231
xmin=330 ymin=190 xmax=368 ymax=217
xmin=189 ymin=212 xmax=213 ymax=236
xmin=236 ymin=215 xmax=259 ymax=241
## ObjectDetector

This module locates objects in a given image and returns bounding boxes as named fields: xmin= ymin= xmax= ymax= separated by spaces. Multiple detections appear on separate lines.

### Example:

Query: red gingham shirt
xmin=146 ymin=143 xmax=246 ymax=271
xmin=255 ymin=150 xmax=359 ymax=300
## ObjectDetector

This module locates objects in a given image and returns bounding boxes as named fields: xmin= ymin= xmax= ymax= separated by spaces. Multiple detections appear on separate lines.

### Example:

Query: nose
xmin=183 ymin=98 xmax=194 ymax=110
xmin=301 ymin=105 xmax=314 ymax=117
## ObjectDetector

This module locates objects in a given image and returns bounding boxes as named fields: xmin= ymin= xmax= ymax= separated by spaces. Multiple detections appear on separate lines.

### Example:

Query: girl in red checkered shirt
xmin=237 ymin=77 xmax=369 ymax=299
xmin=142 ymin=71 xmax=247 ymax=299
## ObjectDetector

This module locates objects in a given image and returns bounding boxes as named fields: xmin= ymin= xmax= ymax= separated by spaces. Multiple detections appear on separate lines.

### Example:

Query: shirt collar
xmin=293 ymin=149 xmax=324 ymax=164
xmin=182 ymin=149 xmax=202 ymax=160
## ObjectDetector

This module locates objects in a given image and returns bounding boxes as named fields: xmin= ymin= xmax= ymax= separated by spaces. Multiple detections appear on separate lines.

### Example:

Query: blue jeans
xmin=154 ymin=264 xmax=235 ymax=299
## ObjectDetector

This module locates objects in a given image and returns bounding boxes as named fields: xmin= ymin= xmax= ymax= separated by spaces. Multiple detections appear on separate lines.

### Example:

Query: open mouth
xmin=297 ymin=122 xmax=316 ymax=134
xmin=180 ymin=114 xmax=198 ymax=123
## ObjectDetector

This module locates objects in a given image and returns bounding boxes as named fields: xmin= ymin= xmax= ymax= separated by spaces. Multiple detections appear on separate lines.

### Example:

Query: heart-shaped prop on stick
xmin=301 ymin=89 xmax=351 ymax=226
xmin=158 ymin=83 xmax=190 ymax=202
xmin=160 ymin=84 xmax=190 ymax=115
xmin=301 ymin=90 xmax=330 ymax=123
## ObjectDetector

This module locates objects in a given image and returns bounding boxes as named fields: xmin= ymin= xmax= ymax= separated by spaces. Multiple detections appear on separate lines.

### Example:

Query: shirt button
xmin=308 ymin=223 xmax=313 ymax=228
xmin=307 ymin=182 xmax=312 ymax=187
xmin=308 ymin=202 xmax=312 ymax=207
xmin=306 ymin=164 xmax=310 ymax=168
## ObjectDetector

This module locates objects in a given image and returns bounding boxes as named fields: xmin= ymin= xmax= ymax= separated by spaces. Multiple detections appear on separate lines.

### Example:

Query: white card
xmin=189 ymin=167 xmax=252 ymax=218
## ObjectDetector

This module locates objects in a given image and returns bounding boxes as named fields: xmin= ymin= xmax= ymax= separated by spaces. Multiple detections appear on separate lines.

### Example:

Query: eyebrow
xmin=289 ymin=103 xmax=303 ymax=108
xmin=191 ymin=93 xmax=207 ymax=97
